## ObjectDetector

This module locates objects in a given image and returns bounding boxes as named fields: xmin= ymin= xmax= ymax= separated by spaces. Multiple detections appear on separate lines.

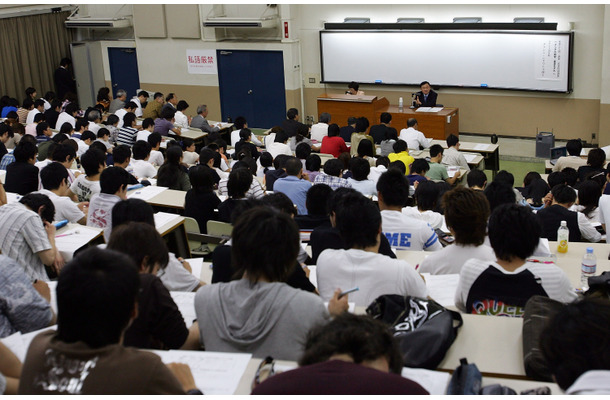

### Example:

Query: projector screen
xmin=320 ymin=30 xmax=573 ymax=93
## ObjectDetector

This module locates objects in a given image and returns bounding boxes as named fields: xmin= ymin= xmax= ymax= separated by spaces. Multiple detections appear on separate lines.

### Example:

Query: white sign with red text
xmin=186 ymin=49 xmax=217 ymax=75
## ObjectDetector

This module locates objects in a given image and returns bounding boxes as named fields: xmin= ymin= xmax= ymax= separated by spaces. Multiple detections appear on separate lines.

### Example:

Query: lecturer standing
xmin=414 ymin=81 xmax=437 ymax=107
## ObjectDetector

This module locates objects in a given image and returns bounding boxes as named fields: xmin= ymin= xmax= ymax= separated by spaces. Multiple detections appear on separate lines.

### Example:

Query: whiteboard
xmin=320 ymin=31 xmax=573 ymax=93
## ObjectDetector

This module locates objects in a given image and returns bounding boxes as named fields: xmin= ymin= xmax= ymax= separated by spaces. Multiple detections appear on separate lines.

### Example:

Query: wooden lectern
xmin=317 ymin=94 xmax=389 ymax=128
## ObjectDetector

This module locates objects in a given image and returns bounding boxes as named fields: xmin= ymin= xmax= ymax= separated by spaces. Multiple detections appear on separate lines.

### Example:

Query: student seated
xmin=427 ymin=144 xmax=461 ymax=185
xmin=184 ymin=165 xmax=220 ymax=234
xmin=399 ymin=118 xmax=430 ymax=151
xmin=0 ymin=255 xmax=55 ymax=338
xmin=350 ymin=117 xmax=374 ymax=157
xmin=131 ymin=140 xmax=157 ymax=179
xmin=317 ymin=192 xmax=427 ymax=307
xmin=520 ymin=171 xmax=550 ymax=208
xmin=38 ymin=162 xmax=87 ymax=224
xmin=401 ymin=180 xmax=444 ymax=230
xmin=387 ymin=140 xmax=413 ymax=175
xmin=4 ymin=140 xmax=39 ymax=195
xmin=69 ymin=148 xmax=105 ymax=202
xmin=18 ymin=247 xmax=197 ymax=395
xmin=116 ymin=112 xmax=138 ymax=147
xmin=377 ymin=169 xmax=442 ymax=251
xmin=252 ymin=314 xmax=428 ymax=395
xmin=273 ymin=157 xmax=312 ymax=215
xmin=320 ymin=124 xmax=349 ymax=158
xmin=264 ymin=154 xmax=290 ymax=191
xmin=406 ymin=158 xmax=429 ymax=186
xmin=218 ymin=168 xmax=253 ymax=223
xmin=552 ymin=138 xmax=586 ymax=172
xmin=313 ymin=158 xmax=352 ymax=190
xmin=157 ymin=146 xmax=191 ymax=191
xmin=466 ymin=169 xmax=487 ymax=190
xmin=266 ymin=130 xmax=292 ymax=160
xmin=87 ymin=167 xmax=130 ymax=235
xmin=219 ymin=161 xmax=265 ymax=198
xmin=339 ymin=116 xmax=357 ymax=143
xmin=107 ymin=222 xmax=200 ymax=349
xmin=194 ymin=206 xmax=348 ymax=361
xmin=95 ymin=128 xmax=113 ymax=154
xmin=369 ymin=112 xmax=396 ymax=145
xmin=536 ymin=184 xmax=601 ymax=242
xmin=484 ymin=180 xmax=516 ymax=212
xmin=294 ymin=183 xmax=333 ymax=230
xmin=346 ymin=156 xmax=376 ymax=196
xmin=181 ymin=137 xmax=199 ymax=165
xmin=540 ymin=298 xmax=610 ymax=394
xmin=111 ymin=144 xmax=139 ymax=184
xmin=418 ymin=187 xmax=495 ymax=274
xmin=441 ymin=134 xmax=469 ymax=170
xmin=578 ymin=148 xmax=606 ymax=182
xmin=455 ymin=203 xmax=577 ymax=317
xmin=153 ymin=108 xmax=181 ymax=137
xmin=570 ymin=180 xmax=602 ymax=223
xmin=234 ymin=128 xmax=261 ymax=160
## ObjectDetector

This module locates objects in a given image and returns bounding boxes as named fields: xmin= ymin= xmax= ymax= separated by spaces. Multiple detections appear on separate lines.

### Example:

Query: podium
xmin=317 ymin=94 xmax=389 ymax=128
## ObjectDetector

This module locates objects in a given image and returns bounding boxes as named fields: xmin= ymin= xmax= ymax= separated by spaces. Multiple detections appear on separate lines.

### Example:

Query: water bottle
xmin=557 ymin=220 xmax=569 ymax=253
xmin=398 ymin=97 xmax=404 ymax=111
xmin=581 ymin=247 xmax=597 ymax=291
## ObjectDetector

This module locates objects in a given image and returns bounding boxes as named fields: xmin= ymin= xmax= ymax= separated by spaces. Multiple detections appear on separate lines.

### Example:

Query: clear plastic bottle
xmin=398 ymin=97 xmax=404 ymax=111
xmin=557 ymin=220 xmax=569 ymax=253
xmin=581 ymin=247 xmax=597 ymax=291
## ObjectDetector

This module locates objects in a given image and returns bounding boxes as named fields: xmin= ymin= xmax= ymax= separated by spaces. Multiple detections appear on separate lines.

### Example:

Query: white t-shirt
xmin=310 ymin=122 xmax=329 ymax=142
xmin=418 ymin=243 xmax=496 ymax=275
xmin=174 ymin=111 xmax=189 ymax=129
xmin=380 ymin=209 xmax=443 ymax=251
xmin=367 ymin=165 xmax=387 ymax=186
xmin=131 ymin=97 xmax=143 ymax=117
xmin=401 ymin=206 xmax=445 ymax=230
xmin=346 ymin=178 xmax=377 ymax=197
xmin=316 ymin=248 xmax=428 ymax=307
xmin=35 ymin=159 xmax=53 ymax=170
xmin=136 ymin=130 xmax=152 ymax=143
xmin=266 ymin=142 xmax=292 ymax=159
xmin=88 ymin=121 xmax=101 ymax=135
xmin=182 ymin=151 xmax=199 ymax=165
xmin=157 ymin=253 xmax=201 ymax=292
xmin=55 ymin=112 xmax=76 ymax=129
xmin=114 ymin=108 xmax=128 ymax=129
xmin=75 ymin=139 xmax=89 ymax=158
xmin=26 ymin=109 xmax=41 ymax=125
xmin=149 ymin=150 xmax=164 ymax=167
xmin=399 ymin=127 xmax=430 ymax=150
xmin=69 ymin=175 xmax=101 ymax=202
xmin=596 ymin=194 xmax=610 ymax=227
xmin=87 ymin=192 xmax=121 ymax=232
xmin=132 ymin=159 xmax=157 ymax=179
xmin=36 ymin=189 xmax=84 ymax=223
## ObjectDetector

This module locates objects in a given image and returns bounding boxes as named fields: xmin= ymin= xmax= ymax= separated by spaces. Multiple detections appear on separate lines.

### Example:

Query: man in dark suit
xmin=414 ymin=81 xmax=438 ymax=107
xmin=369 ymin=112 xmax=397 ymax=144
xmin=54 ymin=58 xmax=76 ymax=100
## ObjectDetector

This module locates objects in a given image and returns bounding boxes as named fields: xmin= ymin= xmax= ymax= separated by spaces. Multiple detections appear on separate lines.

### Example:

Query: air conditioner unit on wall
xmin=65 ymin=17 xmax=132 ymax=29
xmin=203 ymin=16 xmax=278 ymax=28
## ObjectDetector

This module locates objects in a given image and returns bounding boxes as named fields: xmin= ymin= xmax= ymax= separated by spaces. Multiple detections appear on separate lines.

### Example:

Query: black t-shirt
xmin=5 ymin=161 xmax=39 ymax=195
xmin=0 ymin=141 xmax=7 ymax=160
xmin=184 ymin=189 xmax=221 ymax=234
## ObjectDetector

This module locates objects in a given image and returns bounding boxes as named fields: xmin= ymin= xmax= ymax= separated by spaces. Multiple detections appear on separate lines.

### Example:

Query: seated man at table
xmin=466 ymin=168 xmax=487 ymax=190
xmin=273 ymin=157 xmax=312 ymax=215
xmin=190 ymin=104 xmax=220 ymax=141
xmin=0 ymin=193 xmax=63 ymax=281
xmin=131 ymin=141 xmax=157 ymax=179
xmin=4 ymin=140 xmax=39 ymax=195
xmin=87 ymin=167 xmax=130 ymax=234
xmin=369 ymin=112 xmax=396 ymax=145
xmin=310 ymin=112 xmax=331 ymax=143
xmin=317 ymin=192 xmax=428 ymax=307
xmin=69 ymin=148 xmax=105 ymax=202
xmin=18 ymin=247 xmax=196 ymax=395
xmin=38 ymin=162 xmax=87 ymax=224
xmin=541 ymin=298 xmax=610 ymax=394
xmin=387 ymin=140 xmax=414 ymax=175
xmin=414 ymin=80 xmax=437 ymax=107
xmin=377 ymin=169 xmax=442 ymax=252
xmin=251 ymin=314 xmax=428 ymax=395
xmin=441 ymin=134 xmax=470 ymax=170
xmin=281 ymin=108 xmax=308 ymax=138
xmin=552 ymin=139 xmax=587 ymax=172
xmin=142 ymin=92 xmax=164 ymax=120
xmin=399 ymin=118 xmax=430 ymax=151
xmin=153 ymin=108 xmax=181 ymax=137
xmin=427 ymin=144 xmax=461 ymax=185
xmin=455 ymin=203 xmax=577 ymax=317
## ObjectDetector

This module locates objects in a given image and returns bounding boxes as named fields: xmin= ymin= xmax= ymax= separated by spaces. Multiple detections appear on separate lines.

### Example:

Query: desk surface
xmin=148 ymin=188 xmax=186 ymax=209
xmin=55 ymin=223 xmax=103 ymax=261
xmin=414 ymin=149 xmax=484 ymax=167
xmin=430 ymin=139 xmax=499 ymax=154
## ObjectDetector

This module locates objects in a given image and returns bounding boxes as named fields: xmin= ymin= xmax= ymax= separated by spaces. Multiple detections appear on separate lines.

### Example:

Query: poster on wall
xmin=536 ymin=38 xmax=567 ymax=81
xmin=186 ymin=49 xmax=217 ymax=74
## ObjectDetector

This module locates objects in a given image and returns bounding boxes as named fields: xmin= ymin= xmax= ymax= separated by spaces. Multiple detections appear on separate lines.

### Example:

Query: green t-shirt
xmin=427 ymin=161 xmax=449 ymax=181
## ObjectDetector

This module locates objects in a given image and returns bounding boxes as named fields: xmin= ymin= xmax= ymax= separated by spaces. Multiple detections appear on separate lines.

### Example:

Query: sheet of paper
xmin=415 ymin=107 xmax=432 ymax=112
xmin=420 ymin=273 xmax=459 ymax=307
xmin=154 ymin=212 xmax=180 ymax=229
xmin=55 ymin=227 xmax=102 ymax=261
xmin=447 ymin=166 xmax=460 ymax=178
xmin=401 ymin=367 xmax=450 ymax=395
xmin=46 ymin=281 xmax=58 ymax=314
xmin=153 ymin=350 xmax=252 ymax=395
xmin=127 ymin=185 xmax=168 ymax=201
xmin=185 ymin=258 xmax=203 ymax=281
xmin=473 ymin=143 xmax=491 ymax=151
xmin=0 ymin=332 xmax=27 ymax=362
xmin=170 ymin=291 xmax=197 ymax=328
xmin=429 ymin=107 xmax=444 ymax=112
xmin=0 ymin=169 xmax=5 ymax=184
xmin=5 ymin=192 xmax=22 ymax=204
xmin=307 ymin=265 xmax=317 ymax=288
xmin=463 ymin=153 xmax=479 ymax=163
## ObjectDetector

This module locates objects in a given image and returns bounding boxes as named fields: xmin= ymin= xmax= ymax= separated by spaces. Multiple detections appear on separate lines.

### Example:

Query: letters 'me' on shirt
xmin=380 ymin=210 xmax=442 ymax=251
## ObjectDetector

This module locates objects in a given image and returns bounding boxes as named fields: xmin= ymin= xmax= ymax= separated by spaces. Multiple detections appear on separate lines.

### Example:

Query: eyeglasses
xmin=252 ymin=356 xmax=275 ymax=390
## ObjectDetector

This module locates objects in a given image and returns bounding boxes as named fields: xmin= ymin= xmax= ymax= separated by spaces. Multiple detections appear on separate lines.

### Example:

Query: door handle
xmin=248 ymin=90 xmax=253 ymax=95
xmin=113 ymin=84 xmax=118 ymax=87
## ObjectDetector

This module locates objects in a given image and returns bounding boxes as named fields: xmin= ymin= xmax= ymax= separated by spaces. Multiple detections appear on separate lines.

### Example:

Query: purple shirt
xmin=153 ymin=118 xmax=175 ymax=136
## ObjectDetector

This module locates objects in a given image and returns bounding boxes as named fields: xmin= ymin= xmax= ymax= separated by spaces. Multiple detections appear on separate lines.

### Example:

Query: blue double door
xmin=217 ymin=50 xmax=287 ymax=129
xmin=108 ymin=47 xmax=141 ymax=100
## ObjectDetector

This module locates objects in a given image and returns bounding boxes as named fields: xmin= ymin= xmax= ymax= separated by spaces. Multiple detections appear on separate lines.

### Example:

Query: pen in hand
xmin=338 ymin=287 xmax=359 ymax=299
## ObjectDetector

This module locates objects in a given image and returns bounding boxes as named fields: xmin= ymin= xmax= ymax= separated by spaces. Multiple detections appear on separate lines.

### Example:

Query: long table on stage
xmin=379 ymin=106 xmax=459 ymax=140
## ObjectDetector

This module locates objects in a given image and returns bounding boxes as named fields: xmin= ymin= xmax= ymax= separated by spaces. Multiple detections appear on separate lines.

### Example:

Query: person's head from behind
xmin=488 ymin=203 xmax=540 ymax=262
xmin=410 ymin=159 xmax=429 ymax=176
xmin=163 ymin=145 xmax=183 ymax=167
xmin=349 ymin=156 xmax=371 ymax=182
xmin=552 ymin=184 xmax=577 ymax=206
xmin=89 ymin=141 xmax=107 ymax=155
xmin=295 ymin=142 xmax=311 ymax=160
xmin=259 ymin=152 xmax=273 ymax=171
xmin=160 ymin=107 xmax=175 ymax=121
xmin=586 ymin=148 xmax=606 ymax=169
xmin=285 ymin=156 xmax=303 ymax=177
xmin=380 ymin=112 xmax=392 ymax=124
xmin=112 ymin=145 xmax=131 ymax=167
xmin=274 ymin=130 xmax=288 ymax=144
xmin=14 ymin=140 xmax=37 ymax=163
xmin=20 ymin=193 xmax=55 ymax=223
xmin=547 ymin=171 xmax=567 ymax=189
xmin=286 ymin=108 xmax=299 ymax=120
xmin=100 ymin=167 xmax=131 ymax=198
xmin=562 ymin=167 xmax=578 ymax=187
xmin=429 ymin=144 xmax=444 ymax=160
xmin=576 ymin=180 xmax=602 ymax=211
xmin=233 ymin=116 xmax=247 ymax=130
xmin=232 ymin=206 xmax=299 ymax=283
xmin=56 ymin=247 xmax=140 ymax=348
xmin=335 ymin=192 xmax=381 ymax=250
xmin=108 ymin=222 xmax=169 ymax=274
xmin=227 ymin=167 xmax=252 ymax=199
xmin=132 ymin=140 xmax=152 ymax=161
xmin=260 ymin=192 xmax=297 ymax=218
xmin=142 ymin=117 xmax=154 ymax=131
xmin=40 ymin=162 xmax=69 ymax=192
xmin=111 ymin=198 xmax=155 ymax=232
xmin=51 ymin=144 xmax=76 ymax=166
xmin=414 ymin=180 xmax=440 ymax=212
xmin=300 ymin=313 xmax=403 ymax=374
xmin=540 ymin=298 xmax=610 ymax=391
xmin=392 ymin=139 xmax=408 ymax=154
xmin=239 ymin=128 xmax=252 ymax=142
xmin=306 ymin=154 xmax=321 ymax=172
xmin=36 ymin=122 xmax=51 ymax=137
xmin=357 ymin=139 xmax=374 ymax=158
xmin=355 ymin=117 xmax=369 ymax=133
xmin=388 ymin=160 xmax=406 ymax=175
xmin=327 ymin=123 xmax=340 ymax=138
xmin=446 ymin=134 xmax=459 ymax=148
xmin=484 ymin=181 xmax=516 ymax=212
xmin=467 ymin=169 xmax=487 ymax=189
xmin=148 ymin=132 xmax=162 ymax=150
xmin=443 ymin=187 xmax=490 ymax=245
xmin=273 ymin=154 xmax=291 ymax=170
xmin=189 ymin=165 xmax=215 ymax=193
xmin=306 ymin=184 xmax=332 ymax=216
xmin=123 ymin=112 xmax=137 ymax=129
xmin=377 ymin=169 xmax=409 ymax=208
xmin=323 ymin=158 xmax=344 ymax=178
xmin=566 ymin=139 xmax=583 ymax=156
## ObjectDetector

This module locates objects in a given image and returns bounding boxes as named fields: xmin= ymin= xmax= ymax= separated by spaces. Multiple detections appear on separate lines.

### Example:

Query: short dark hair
xmin=586 ymin=148 xmax=606 ymax=169
xmin=81 ymin=148 xmax=106 ymax=176
xmin=260 ymin=192 xmax=297 ymax=217
xmin=377 ymin=169 xmax=409 ymax=207
xmin=563 ymin=167 xmax=578 ymax=187
xmin=60 ymin=58 xmax=72 ymax=67
xmin=50 ymin=99 xmax=62 ymax=110
xmin=357 ymin=139 xmax=374 ymax=158
xmin=355 ymin=117 xmax=369 ymax=133
xmin=165 ymin=93 xmax=175 ymax=103
xmin=55 ymin=247 xmax=140 ymax=348
xmin=100 ymin=166 xmax=131 ymax=195
xmin=552 ymin=183 xmax=577 ymax=204
xmin=232 ymin=207 xmax=299 ymax=283
xmin=336 ymin=192 xmax=380 ymax=248
xmin=467 ymin=169 xmax=487 ymax=188
xmin=147 ymin=132 xmax=162 ymax=148
xmin=319 ymin=112 xmax=331 ymax=124
xmin=0 ymin=123 xmax=14 ymax=139
xmin=33 ymin=113 xmax=45 ymax=124
xmin=306 ymin=184 xmax=332 ymax=216
xmin=414 ymin=180 xmax=440 ymax=211
xmin=112 ymin=145 xmax=131 ymax=164
xmin=547 ymin=171 xmax=567 ymax=189
xmin=137 ymin=90 xmax=149 ymax=98
xmin=410 ymin=158 xmax=429 ymax=174
xmin=259 ymin=151 xmax=273 ymax=169
xmin=347 ymin=116 xmax=357 ymax=126
xmin=153 ymin=92 xmax=163 ymax=100
xmin=327 ymin=123 xmax=340 ymax=137
xmin=484 ymin=181 xmax=516 ymax=212
xmin=132 ymin=140 xmax=152 ymax=160
xmin=443 ymin=187 xmax=490 ymax=245
xmin=540 ymin=298 xmax=610 ymax=391
xmin=239 ymin=128 xmax=252 ymax=141
xmin=407 ymin=118 xmax=417 ymax=128
xmin=160 ymin=107 xmax=175 ymax=120
xmin=234 ymin=116 xmax=247 ymax=130
xmin=380 ymin=112 xmax=392 ymax=124
xmin=300 ymin=313 xmax=404 ymax=374
xmin=36 ymin=122 xmax=49 ymax=136
xmin=107 ymin=222 xmax=169 ymax=273
xmin=96 ymin=128 xmax=110 ymax=139
xmin=25 ymin=87 xmax=36 ymax=97
xmin=285 ymin=157 xmax=303 ymax=176
xmin=89 ymin=141 xmax=107 ymax=155
xmin=446 ymin=134 xmax=459 ymax=147
xmin=199 ymin=148 xmax=216 ymax=166
xmin=388 ymin=160 xmax=406 ymax=175
xmin=286 ymin=108 xmax=298 ymax=120
xmin=111 ymin=198 xmax=155 ymax=229
xmin=227 ymin=168 xmax=252 ymax=198
xmin=348 ymin=81 xmax=359 ymax=91
xmin=392 ymin=140 xmax=408 ymax=153
xmin=566 ymin=139 xmax=583 ymax=156
xmin=305 ymin=154 xmax=321 ymax=172
xmin=349 ymin=156 xmax=371 ymax=181
xmin=420 ymin=80 xmax=430 ymax=87
xmin=141 ymin=117 xmax=154 ymax=130
xmin=488 ymin=203 xmax=540 ymax=261
xmin=33 ymin=99 xmax=44 ymax=109
xmin=75 ymin=118 xmax=88 ymax=132
xmin=20 ymin=193 xmax=54 ymax=223
xmin=273 ymin=154 xmax=291 ymax=170
xmin=274 ymin=130 xmax=288 ymax=144
xmin=65 ymin=103 xmax=79 ymax=116
xmin=295 ymin=142 xmax=311 ymax=160
xmin=176 ymin=100 xmax=189 ymax=112
xmin=40 ymin=162 xmax=69 ymax=190
xmin=494 ymin=170 xmax=515 ymax=186
xmin=323 ymin=158 xmax=343 ymax=177
xmin=189 ymin=165 xmax=215 ymax=192
xmin=51 ymin=143 xmax=76 ymax=163
xmin=14 ymin=141 xmax=37 ymax=162
xmin=123 ymin=112 xmax=137 ymax=128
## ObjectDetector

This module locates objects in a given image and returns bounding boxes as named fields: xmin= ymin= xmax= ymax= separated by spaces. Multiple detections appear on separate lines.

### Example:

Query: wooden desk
xmin=155 ymin=212 xmax=190 ymax=258
xmin=380 ymin=106 xmax=459 ymax=141
xmin=317 ymin=94 xmax=389 ymax=128
xmin=148 ymin=189 xmax=186 ymax=210
xmin=547 ymin=240 xmax=609 ymax=289
xmin=55 ymin=223 xmax=104 ymax=261
xmin=431 ymin=139 xmax=500 ymax=176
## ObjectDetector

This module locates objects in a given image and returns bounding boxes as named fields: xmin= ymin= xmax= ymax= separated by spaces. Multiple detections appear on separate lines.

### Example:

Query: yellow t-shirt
xmin=388 ymin=151 xmax=414 ymax=175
